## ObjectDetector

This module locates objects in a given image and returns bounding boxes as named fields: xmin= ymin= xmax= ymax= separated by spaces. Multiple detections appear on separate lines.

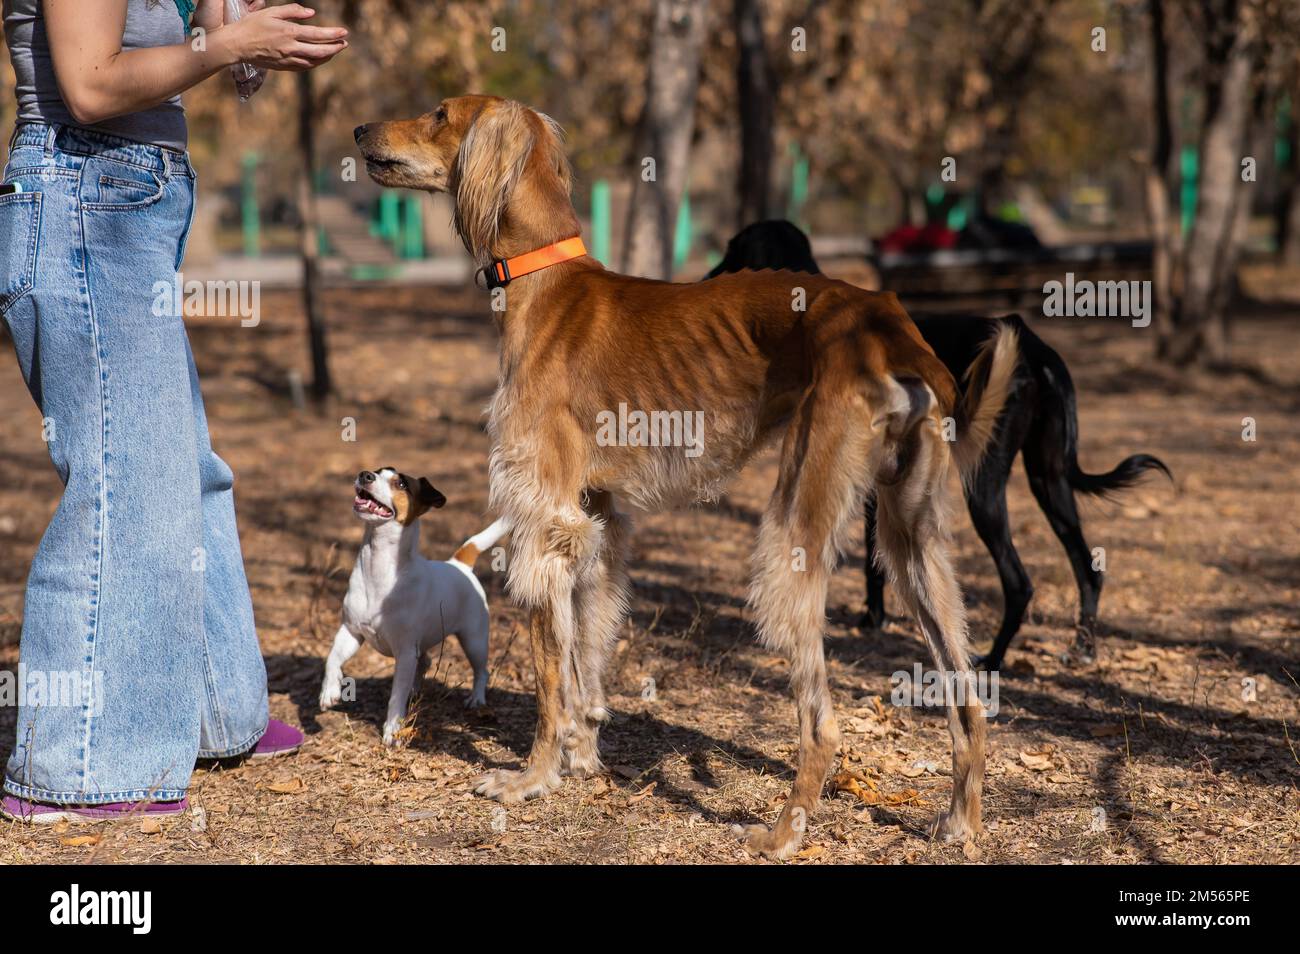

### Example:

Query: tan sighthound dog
xmin=354 ymin=96 xmax=1018 ymax=858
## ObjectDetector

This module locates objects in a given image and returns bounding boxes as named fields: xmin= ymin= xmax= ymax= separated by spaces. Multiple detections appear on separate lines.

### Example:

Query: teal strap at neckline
xmin=172 ymin=0 xmax=197 ymax=29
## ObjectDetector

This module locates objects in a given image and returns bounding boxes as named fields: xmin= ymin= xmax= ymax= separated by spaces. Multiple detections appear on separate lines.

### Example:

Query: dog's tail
xmin=452 ymin=517 xmax=511 ymax=566
xmin=1023 ymin=329 xmax=1174 ymax=497
xmin=951 ymin=320 xmax=1020 ymax=482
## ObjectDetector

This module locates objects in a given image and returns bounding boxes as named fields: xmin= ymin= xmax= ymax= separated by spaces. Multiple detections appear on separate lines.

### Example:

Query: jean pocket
xmin=83 ymin=171 xmax=166 ymax=211
xmin=0 ymin=190 xmax=43 ymax=317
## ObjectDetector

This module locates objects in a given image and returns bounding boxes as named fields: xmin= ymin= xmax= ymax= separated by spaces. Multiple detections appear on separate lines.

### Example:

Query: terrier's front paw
xmin=464 ymin=691 xmax=486 ymax=710
xmin=319 ymin=681 xmax=342 ymax=711
xmin=382 ymin=718 xmax=406 ymax=747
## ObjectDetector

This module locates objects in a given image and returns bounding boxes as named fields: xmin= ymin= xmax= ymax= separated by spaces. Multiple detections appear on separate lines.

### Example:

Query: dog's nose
xmin=358 ymin=470 xmax=375 ymax=484
xmin=353 ymin=124 xmax=369 ymax=143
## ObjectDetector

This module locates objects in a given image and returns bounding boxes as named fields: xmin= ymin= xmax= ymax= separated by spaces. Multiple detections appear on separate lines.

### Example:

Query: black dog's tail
xmin=1017 ymin=316 xmax=1173 ymax=498
xmin=1069 ymin=453 xmax=1172 ymax=498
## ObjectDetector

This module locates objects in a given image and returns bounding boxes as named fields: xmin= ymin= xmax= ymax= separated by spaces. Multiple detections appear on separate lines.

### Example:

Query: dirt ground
xmin=1 ymin=269 xmax=1297 ymax=865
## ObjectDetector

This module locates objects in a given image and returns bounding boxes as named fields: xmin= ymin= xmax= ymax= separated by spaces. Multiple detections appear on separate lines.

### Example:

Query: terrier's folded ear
xmin=416 ymin=477 xmax=447 ymax=510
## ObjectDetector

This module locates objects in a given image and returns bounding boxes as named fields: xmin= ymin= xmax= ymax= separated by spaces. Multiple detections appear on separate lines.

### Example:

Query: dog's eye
xmin=434 ymin=106 xmax=447 ymax=124
xmin=397 ymin=478 xmax=407 ymax=489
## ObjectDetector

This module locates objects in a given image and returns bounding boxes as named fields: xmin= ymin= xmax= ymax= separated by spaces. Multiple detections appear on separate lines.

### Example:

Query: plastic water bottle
xmin=225 ymin=0 xmax=267 ymax=102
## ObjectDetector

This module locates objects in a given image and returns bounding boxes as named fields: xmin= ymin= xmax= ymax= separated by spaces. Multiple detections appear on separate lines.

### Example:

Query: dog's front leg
xmin=320 ymin=624 xmax=363 ymax=710
xmin=474 ymin=604 xmax=566 ymax=802
xmin=382 ymin=647 xmax=421 ymax=746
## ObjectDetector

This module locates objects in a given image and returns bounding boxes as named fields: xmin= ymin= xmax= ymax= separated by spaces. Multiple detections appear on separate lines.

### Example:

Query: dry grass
xmin=1 ymin=279 xmax=1297 ymax=864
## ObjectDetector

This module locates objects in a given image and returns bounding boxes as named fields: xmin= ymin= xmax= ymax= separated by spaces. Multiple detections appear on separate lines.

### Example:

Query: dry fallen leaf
xmin=1019 ymin=747 xmax=1055 ymax=771
xmin=266 ymin=777 xmax=304 ymax=794
xmin=831 ymin=771 xmax=922 ymax=806
xmin=140 ymin=817 xmax=162 ymax=834
xmin=629 ymin=781 xmax=658 ymax=803
xmin=795 ymin=843 xmax=826 ymax=860
xmin=60 ymin=834 xmax=101 ymax=847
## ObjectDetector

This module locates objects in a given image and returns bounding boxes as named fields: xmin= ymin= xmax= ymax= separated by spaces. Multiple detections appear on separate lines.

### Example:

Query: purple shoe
xmin=248 ymin=719 xmax=304 ymax=760
xmin=1 ymin=794 xmax=188 ymax=825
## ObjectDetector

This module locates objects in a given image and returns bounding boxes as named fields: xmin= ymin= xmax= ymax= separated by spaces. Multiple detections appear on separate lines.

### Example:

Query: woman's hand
xmin=218 ymin=3 xmax=347 ymax=72
xmin=192 ymin=0 xmax=266 ymax=33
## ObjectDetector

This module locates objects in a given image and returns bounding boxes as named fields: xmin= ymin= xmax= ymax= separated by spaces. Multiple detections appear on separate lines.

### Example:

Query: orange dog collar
xmin=479 ymin=237 xmax=587 ymax=289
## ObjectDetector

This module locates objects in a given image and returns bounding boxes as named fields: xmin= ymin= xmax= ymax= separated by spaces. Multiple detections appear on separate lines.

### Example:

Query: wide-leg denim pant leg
xmin=0 ymin=124 xmax=267 ymax=803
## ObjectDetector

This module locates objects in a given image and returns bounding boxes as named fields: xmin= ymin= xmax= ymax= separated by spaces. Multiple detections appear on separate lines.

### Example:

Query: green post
xmin=241 ymin=151 xmax=260 ymax=258
xmin=401 ymin=194 xmax=424 ymax=259
xmin=1179 ymin=146 xmax=1198 ymax=236
xmin=787 ymin=143 xmax=809 ymax=227
xmin=377 ymin=190 xmax=401 ymax=247
xmin=1178 ymin=91 xmax=1197 ymax=236
xmin=591 ymin=179 xmax=611 ymax=265
xmin=673 ymin=191 xmax=692 ymax=272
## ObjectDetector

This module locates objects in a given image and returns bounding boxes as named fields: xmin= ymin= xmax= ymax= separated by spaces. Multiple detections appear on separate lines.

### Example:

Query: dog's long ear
xmin=452 ymin=101 xmax=535 ymax=263
xmin=535 ymin=111 xmax=572 ymax=196
xmin=391 ymin=473 xmax=446 ymax=524
xmin=415 ymin=477 xmax=447 ymax=510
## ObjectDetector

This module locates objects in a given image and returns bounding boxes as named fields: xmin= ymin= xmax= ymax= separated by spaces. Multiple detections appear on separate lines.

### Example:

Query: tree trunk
xmin=622 ymin=0 xmax=710 ymax=279
xmin=1167 ymin=9 xmax=1258 ymax=368
xmin=735 ymin=0 xmax=775 ymax=229
xmin=1275 ymin=95 xmax=1300 ymax=264
xmin=1281 ymin=172 xmax=1300 ymax=264
xmin=298 ymin=70 xmax=331 ymax=399
xmin=1146 ymin=0 xmax=1179 ymax=355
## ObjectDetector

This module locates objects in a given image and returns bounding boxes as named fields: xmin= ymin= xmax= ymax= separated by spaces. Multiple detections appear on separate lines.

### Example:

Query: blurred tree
xmin=1143 ymin=0 xmax=1297 ymax=367
xmin=297 ymin=68 xmax=331 ymax=400
xmin=622 ymin=0 xmax=711 ymax=278
xmin=1166 ymin=0 xmax=1263 ymax=366
xmin=1144 ymin=0 xmax=1178 ymax=346
xmin=735 ymin=0 xmax=776 ymax=227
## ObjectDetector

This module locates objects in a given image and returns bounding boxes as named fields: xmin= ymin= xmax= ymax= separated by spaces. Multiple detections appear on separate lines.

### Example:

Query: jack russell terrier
xmin=319 ymin=467 xmax=510 ymax=745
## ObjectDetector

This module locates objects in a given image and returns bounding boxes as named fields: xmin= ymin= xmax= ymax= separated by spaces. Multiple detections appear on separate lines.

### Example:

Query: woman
xmin=0 ymin=0 xmax=346 ymax=821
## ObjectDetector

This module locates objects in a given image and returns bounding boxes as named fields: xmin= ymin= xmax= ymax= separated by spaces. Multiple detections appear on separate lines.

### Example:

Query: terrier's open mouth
xmin=353 ymin=487 xmax=393 ymax=518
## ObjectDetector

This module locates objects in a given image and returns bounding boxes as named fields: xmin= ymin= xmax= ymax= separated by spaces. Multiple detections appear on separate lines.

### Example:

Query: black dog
xmin=707 ymin=220 xmax=1170 ymax=669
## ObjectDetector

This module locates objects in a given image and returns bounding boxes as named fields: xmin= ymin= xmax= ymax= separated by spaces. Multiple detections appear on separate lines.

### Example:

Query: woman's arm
xmin=44 ymin=0 xmax=347 ymax=126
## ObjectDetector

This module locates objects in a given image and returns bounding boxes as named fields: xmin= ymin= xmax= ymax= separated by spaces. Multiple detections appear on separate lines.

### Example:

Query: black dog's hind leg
xmin=965 ymin=455 xmax=1034 ymax=671
xmin=860 ymin=494 xmax=887 ymax=629
xmin=1024 ymin=439 xmax=1101 ymax=662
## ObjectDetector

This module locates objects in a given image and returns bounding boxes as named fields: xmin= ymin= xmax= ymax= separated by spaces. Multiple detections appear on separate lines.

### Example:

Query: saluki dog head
xmin=354 ymin=95 xmax=572 ymax=263
xmin=353 ymin=467 xmax=446 ymax=526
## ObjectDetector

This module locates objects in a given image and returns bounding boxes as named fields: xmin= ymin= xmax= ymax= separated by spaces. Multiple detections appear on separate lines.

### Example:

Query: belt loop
xmin=43 ymin=124 xmax=56 ymax=158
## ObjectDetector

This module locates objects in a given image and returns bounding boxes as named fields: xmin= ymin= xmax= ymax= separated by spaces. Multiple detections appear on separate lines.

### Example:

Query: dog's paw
xmin=561 ymin=733 xmax=603 ymax=778
xmin=858 ymin=609 xmax=886 ymax=632
xmin=382 ymin=718 xmax=409 ymax=747
xmin=931 ymin=811 xmax=984 ymax=844
xmin=731 ymin=822 xmax=802 ymax=861
xmin=464 ymin=692 xmax=486 ymax=710
xmin=473 ymin=768 xmax=560 ymax=804
xmin=319 ymin=682 xmax=342 ymax=711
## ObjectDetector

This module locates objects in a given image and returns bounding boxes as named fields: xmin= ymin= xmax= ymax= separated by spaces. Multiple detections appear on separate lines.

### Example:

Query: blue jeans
xmin=0 ymin=124 xmax=268 ymax=803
